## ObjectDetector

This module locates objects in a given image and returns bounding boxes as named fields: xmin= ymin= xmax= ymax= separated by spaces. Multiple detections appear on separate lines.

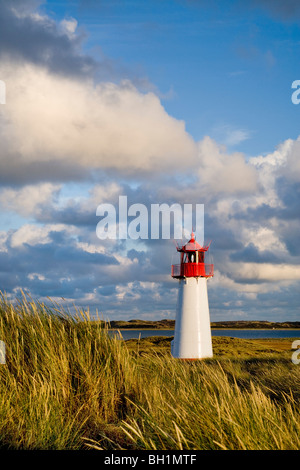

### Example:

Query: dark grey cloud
xmin=230 ymin=243 xmax=285 ymax=264
xmin=97 ymin=285 xmax=116 ymax=296
xmin=275 ymin=179 xmax=300 ymax=220
xmin=0 ymin=0 xmax=156 ymax=85
xmin=0 ymin=0 xmax=98 ymax=78
xmin=0 ymin=229 xmax=128 ymax=317
xmin=0 ymin=165 xmax=298 ymax=321
xmin=204 ymin=214 xmax=244 ymax=252
xmin=251 ymin=0 xmax=300 ymax=20
xmin=0 ymin=228 xmax=119 ymax=282
xmin=0 ymin=227 xmax=175 ymax=318
xmin=0 ymin=213 xmax=299 ymax=320
xmin=209 ymin=282 xmax=300 ymax=321
xmin=283 ymin=228 xmax=300 ymax=257
xmin=0 ymin=155 xmax=91 ymax=186
xmin=37 ymin=203 xmax=98 ymax=228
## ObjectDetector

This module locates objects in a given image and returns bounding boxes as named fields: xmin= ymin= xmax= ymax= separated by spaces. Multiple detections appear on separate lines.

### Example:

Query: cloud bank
xmin=0 ymin=1 xmax=299 ymax=321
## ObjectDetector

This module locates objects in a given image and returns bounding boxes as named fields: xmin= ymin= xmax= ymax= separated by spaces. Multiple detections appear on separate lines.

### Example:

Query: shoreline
xmin=105 ymin=320 xmax=300 ymax=330
xmin=109 ymin=328 xmax=300 ymax=331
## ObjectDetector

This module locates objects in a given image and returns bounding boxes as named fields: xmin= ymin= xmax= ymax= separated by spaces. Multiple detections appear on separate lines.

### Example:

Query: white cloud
xmin=242 ymin=226 xmax=287 ymax=253
xmin=197 ymin=136 xmax=258 ymax=194
xmin=0 ymin=183 xmax=61 ymax=217
xmin=28 ymin=272 xmax=45 ymax=281
xmin=9 ymin=223 xmax=76 ymax=248
xmin=212 ymin=124 xmax=251 ymax=147
xmin=75 ymin=242 xmax=106 ymax=254
xmin=0 ymin=62 xmax=197 ymax=181
xmin=233 ymin=262 xmax=300 ymax=282
xmin=212 ymin=271 xmax=272 ymax=295
xmin=250 ymin=138 xmax=293 ymax=206
xmin=60 ymin=18 xmax=78 ymax=36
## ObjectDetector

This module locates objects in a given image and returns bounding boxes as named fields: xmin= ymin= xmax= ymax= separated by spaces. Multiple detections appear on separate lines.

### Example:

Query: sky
xmin=0 ymin=0 xmax=300 ymax=321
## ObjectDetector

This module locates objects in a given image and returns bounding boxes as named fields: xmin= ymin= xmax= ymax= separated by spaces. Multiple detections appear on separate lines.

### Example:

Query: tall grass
xmin=0 ymin=292 xmax=139 ymax=449
xmin=0 ymin=292 xmax=299 ymax=450
xmin=121 ymin=356 xmax=300 ymax=450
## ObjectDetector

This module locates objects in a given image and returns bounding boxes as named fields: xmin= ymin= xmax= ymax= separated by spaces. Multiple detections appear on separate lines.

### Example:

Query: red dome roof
xmin=177 ymin=232 xmax=209 ymax=252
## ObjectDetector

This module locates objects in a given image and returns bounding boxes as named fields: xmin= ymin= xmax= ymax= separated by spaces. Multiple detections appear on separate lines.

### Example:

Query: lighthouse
xmin=171 ymin=233 xmax=214 ymax=360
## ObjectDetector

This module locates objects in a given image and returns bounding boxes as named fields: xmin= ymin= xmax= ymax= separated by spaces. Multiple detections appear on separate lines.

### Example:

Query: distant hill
xmin=108 ymin=319 xmax=175 ymax=329
xmin=107 ymin=319 xmax=300 ymax=329
xmin=211 ymin=320 xmax=300 ymax=329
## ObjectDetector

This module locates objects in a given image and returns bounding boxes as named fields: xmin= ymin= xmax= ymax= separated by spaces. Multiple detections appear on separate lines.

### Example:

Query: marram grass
xmin=0 ymin=292 xmax=299 ymax=450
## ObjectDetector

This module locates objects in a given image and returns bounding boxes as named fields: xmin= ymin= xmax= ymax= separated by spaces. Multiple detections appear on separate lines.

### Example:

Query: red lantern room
xmin=171 ymin=232 xmax=214 ymax=279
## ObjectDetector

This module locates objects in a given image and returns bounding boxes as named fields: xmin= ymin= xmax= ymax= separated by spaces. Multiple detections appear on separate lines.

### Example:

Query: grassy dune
xmin=106 ymin=319 xmax=300 ymax=329
xmin=125 ymin=335 xmax=297 ymax=359
xmin=0 ymin=293 xmax=299 ymax=450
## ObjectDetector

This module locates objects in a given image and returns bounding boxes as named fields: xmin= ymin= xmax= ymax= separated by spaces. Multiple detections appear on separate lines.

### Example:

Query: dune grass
xmin=0 ymin=292 xmax=299 ymax=450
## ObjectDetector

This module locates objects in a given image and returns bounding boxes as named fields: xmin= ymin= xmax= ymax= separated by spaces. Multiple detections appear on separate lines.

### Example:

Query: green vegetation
xmin=0 ymin=293 xmax=299 ymax=450
xmin=108 ymin=319 xmax=300 ymax=329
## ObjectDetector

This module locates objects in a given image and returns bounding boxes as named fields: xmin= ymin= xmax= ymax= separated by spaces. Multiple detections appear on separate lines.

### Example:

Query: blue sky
xmin=0 ymin=0 xmax=300 ymax=321
xmin=44 ymin=0 xmax=300 ymax=154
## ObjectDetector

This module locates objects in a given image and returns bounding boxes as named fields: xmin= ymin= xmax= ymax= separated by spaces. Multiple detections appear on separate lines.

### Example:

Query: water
xmin=109 ymin=329 xmax=300 ymax=340
xmin=109 ymin=330 xmax=175 ymax=340
xmin=211 ymin=330 xmax=300 ymax=339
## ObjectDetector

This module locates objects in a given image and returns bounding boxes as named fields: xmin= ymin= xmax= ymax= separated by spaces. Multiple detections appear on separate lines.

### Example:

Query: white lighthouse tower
xmin=171 ymin=233 xmax=214 ymax=360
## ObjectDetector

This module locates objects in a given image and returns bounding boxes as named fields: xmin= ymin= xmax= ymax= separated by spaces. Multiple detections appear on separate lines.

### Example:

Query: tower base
xmin=171 ymin=277 xmax=213 ymax=359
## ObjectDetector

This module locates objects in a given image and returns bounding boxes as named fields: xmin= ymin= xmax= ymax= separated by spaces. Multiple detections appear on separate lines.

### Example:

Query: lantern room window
xmin=171 ymin=233 xmax=213 ymax=279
